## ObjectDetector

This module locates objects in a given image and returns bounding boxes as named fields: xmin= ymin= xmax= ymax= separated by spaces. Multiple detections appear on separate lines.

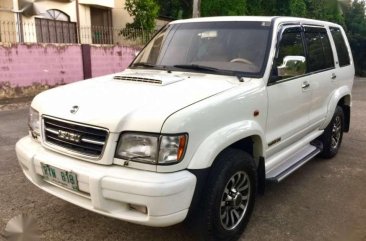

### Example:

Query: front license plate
xmin=41 ymin=163 xmax=79 ymax=191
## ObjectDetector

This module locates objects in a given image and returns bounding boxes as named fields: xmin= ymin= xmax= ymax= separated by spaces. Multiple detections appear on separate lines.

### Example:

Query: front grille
xmin=43 ymin=117 xmax=108 ymax=158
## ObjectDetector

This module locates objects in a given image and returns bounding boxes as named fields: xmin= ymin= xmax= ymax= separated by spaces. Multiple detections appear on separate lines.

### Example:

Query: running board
xmin=266 ymin=141 xmax=323 ymax=183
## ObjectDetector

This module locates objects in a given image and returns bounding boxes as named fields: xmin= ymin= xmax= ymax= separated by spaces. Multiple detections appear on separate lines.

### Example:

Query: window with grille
xmin=90 ymin=7 xmax=113 ymax=44
xmin=35 ymin=9 xmax=77 ymax=44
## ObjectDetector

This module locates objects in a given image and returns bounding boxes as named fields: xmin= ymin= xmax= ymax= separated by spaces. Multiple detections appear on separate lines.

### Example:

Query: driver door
xmin=266 ymin=26 xmax=313 ymax=156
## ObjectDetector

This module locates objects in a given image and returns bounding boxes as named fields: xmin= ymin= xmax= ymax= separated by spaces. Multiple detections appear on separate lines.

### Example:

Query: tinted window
xmin=305 ymin=27 xmax=334 ymax=72
xmin=274 ymin=27 xmax=305 ymax=78
xmin=330 ymin=27 xmax=351 ymax=67
xmin=320 ymin=31 xmax=334 ymax=68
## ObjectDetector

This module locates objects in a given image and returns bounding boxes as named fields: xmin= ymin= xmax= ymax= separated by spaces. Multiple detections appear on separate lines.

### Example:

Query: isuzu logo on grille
xmin=58 ymin=130 xmax=81 ymax=143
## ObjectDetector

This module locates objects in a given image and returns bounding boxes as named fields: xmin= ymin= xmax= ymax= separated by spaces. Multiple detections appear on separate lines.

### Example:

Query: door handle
xmin=331 ymin=73 xmax=337 ymax=80
xmin=302 ymin=81 xmax=310 ymax=89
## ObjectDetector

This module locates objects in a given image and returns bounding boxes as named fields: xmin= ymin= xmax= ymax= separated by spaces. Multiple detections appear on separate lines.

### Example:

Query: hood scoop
xmin=113 ymin=73 xmax=184 ymax=86
xmin=113 ymin=75 xmax=162 ymax=84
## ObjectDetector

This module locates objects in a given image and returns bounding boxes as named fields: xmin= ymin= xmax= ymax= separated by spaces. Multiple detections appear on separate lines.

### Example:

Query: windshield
xmin=131 ymin=21 xmax=272 ymax=77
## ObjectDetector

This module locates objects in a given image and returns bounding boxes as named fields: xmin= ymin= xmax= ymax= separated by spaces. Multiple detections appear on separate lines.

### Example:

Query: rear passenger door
xmin=329 ymin=27 xmax=354 ymax=87
xmin=303 ymin=26 xmax=336 ymax=127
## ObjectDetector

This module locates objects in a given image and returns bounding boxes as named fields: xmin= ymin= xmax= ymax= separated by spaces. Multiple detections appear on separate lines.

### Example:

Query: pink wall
xmin=0 ymin=44 xmax=84 ymax=87
xmin=90 ymin=45 xmax=137 ymax=77
xmin=0 ymin=43 xmax=139 ymax=100
xmin=0 ymin=44 xmax=138 ymax=88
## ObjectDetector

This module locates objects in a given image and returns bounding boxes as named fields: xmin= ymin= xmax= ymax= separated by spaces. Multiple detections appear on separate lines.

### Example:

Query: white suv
xmin=16 ymin=16 xmax=354 ymax=241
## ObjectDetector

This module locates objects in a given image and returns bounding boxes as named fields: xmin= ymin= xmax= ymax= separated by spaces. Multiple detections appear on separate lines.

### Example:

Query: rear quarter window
xmin=330 ymin=27 xmax=351 ymax=67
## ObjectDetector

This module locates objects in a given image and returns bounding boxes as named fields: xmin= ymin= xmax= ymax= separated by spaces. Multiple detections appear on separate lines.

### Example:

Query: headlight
xmin=115 ymin=133 xmax=159 ymax=164
xmin=115 ymin=133 xmax=188 ymax=165
xmin=28 ymin=107 xmax=40 ymax=139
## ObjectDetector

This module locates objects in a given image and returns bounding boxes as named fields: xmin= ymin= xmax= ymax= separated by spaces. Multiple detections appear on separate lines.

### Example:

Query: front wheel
xmin=319 ymin=106 xmax=344 ymax=158
xmin=195 ymin=149 xmax=256 ymax=241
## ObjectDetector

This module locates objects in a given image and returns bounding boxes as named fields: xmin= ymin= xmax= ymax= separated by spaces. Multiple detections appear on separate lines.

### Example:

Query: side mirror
xmin=277 ymin=56 xmax=306 ymax=77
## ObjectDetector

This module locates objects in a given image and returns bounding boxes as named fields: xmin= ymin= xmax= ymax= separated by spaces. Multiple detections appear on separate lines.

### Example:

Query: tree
xmin=124 ymin=0 xmax=159 ymax=32
xmin=344 ymin=0 xmax=366 ymax=75
xmin=201 ymin=0 xmax=247 ymax=16
xmin=120 ymin=0 xmax=159 ymax=43
xmin=290 ymin=0 xmax=307 ymax=17
xmin=156 ymin=0 xmax=192 ymax=19
xmin=304 ymin=0 xmax=344 ymax=24
xmin=246 ymin=0 xmax=264 ymax=15
xmin=345 ymin=0 xmax=366 ymax=35
xmin=275 ymin=0 xmax=291 ymax=15
xmin=247 ymin=0 xmax=291 ymax=16
xmin=193 ymin=0 xmax=201 ymax=17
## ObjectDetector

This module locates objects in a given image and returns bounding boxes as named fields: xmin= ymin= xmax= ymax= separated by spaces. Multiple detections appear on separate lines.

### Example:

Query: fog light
xmin=129 ymin=204 xmax=147 ymax=214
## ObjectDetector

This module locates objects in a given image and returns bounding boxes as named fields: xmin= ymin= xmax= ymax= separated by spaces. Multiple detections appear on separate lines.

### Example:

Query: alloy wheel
xmin=220 ymin=171 xmax=251 ymax=230
xmin=331 ymin=115 xmax=342 ymax=150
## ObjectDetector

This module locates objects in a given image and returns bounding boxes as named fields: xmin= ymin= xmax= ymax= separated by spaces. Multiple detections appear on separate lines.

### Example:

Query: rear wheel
xmin=319 ymin=106 xmax=344 ymax=158
xmin=195 ymin=149 xmax=256 ymax=241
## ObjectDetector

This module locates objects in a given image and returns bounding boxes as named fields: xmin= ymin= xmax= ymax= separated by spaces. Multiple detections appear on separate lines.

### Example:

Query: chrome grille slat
xmin=43 ymin=117 xmax=108 ymax=158
xmin=46 ymin=135 xmax=103 ymax=153
xmin=45 ymin=127 xmax=105 ymax=146
xmin=81 ymin=137 xmax=105 ymax=146
xmin=44 ymin=120 xmax=106 ymax=138
xmin=45 ymin=127 xmax=59 ymax=135
xmin=113 ymin=75 xmax=162 ymax=84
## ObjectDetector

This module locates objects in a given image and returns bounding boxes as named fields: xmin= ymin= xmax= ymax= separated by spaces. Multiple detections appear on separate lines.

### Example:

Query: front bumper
xmin=15 ymin=136 xmax=196 ymax=227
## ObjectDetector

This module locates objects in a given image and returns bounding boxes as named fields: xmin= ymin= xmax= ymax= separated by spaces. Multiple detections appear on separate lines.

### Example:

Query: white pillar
xmin=12 ymin=0 xmax=19 ymax=11
xmin=12 ymin=0 xmax=23 ymax=42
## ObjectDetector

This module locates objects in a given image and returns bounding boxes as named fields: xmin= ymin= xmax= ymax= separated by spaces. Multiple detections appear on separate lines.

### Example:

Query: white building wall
xmin=79 ymin=0 xmax=114 ymax=8
xmin=111 ymin=0 xmax=132 ymax=45
xmin=28 ymin=1 xmax=77 ymax=22
xmin=112 ymin=0 xmax=132 ymax=28
xmin=79 ymin=4 xmax=92 ymax=44
xmin=19 ymin=1 xmax=77 ymax=43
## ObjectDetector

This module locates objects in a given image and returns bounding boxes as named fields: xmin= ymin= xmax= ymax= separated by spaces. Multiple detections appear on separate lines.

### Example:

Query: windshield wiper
xmin=131 ymin=62 xmax=157 ymax=68
xmin=173 ymin=64 xmax=220 ymax=72
xmin=174 ymin=64 xmax=247 ymax=82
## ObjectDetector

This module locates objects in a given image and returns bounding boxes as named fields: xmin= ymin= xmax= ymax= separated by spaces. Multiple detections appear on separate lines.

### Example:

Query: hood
xmin=32 ymin=69 xmax=237 ymax=132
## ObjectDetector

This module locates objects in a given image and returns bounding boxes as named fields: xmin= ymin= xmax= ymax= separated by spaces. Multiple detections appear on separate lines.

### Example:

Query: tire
xmin=195 ymin=148 xmax=257 ymax=241
xmin=319 ymin=106 xmax=344 ymax=159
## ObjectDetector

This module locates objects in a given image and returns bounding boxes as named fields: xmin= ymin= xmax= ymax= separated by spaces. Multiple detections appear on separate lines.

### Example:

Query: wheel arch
xmin=187 ymin=122 xmax=266 ymax=196
xmin=226 ymin=135 xmax=263 ymax=167
xmin=337 ymin=95 xmax=351 ymax=132
xmin=187 ymin=121 xmax=266 ymax=170
xmin=321 ymin=87 xmax=352 ymax=131
xmin=222 ymin=135 xmax=266 ymax=195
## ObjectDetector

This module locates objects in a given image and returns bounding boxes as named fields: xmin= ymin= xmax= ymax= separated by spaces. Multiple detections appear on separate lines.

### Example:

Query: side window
xmin=320 ymin=31 xmax=334 ymax=69
xmin=273 ymin=27 xmax=306 ymax=79
xmin=304 ymin=27 xmax=334 ymax=72
xmin=330 ymin=27 xmax=351 ymax=67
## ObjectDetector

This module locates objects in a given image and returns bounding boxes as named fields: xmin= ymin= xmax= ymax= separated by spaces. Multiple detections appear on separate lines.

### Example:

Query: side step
xmin=266 ymin=141 xmax=323 ymax=183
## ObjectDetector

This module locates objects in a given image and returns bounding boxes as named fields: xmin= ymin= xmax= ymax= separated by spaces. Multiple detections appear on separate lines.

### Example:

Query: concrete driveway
xmin=0 ymin=79 xmax=365 ymax=241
